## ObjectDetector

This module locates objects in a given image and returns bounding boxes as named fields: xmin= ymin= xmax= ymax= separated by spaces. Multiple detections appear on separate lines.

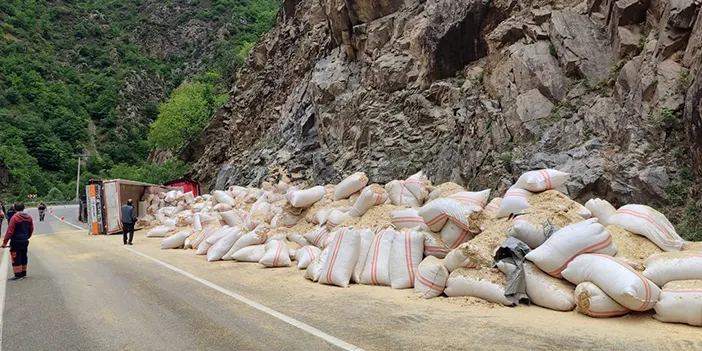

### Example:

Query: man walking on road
xmin=2 ymin=202 xmax=34 ymax=280
xmin=38 ymin=201 xmax=47 ymax=221
xmin=122 ymin=199 xmax=137 ymax=245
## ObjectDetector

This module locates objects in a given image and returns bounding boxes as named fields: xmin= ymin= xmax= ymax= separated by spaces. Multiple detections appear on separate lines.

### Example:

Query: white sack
xmin=212 ymin=190 xmax=236 ymax=207
xmin=212 ymin=203 xmax=233 ymax=212
xmin=389 ymin=229 xmax=424 ymax=289
xmin=608 ymin=205 xmax=684 ymax=252
xmin=288 ymin=186 xmax=326 ymax=208
xmin=259 ymin=240 xmax=292 ymax=267
xmin=351 ymin=228 xmax=375 ymax=283
xmin=584 ymin=198 xmax=616 ymax=226
xmin=318 ymin=228 xmax=360 ymax=288
xmin=447 ymin=190 xmax=491 ymax=211
xmin=220 ymin=210 xmax=246 ymax=228
xmin=334 ymin=172 xmax=369 ymax=200
xmin=349 ymin=185 xmax=388 ymax=217
xmin=525 ymin=219 xmax=615 ymax=278
xmin=360 ymin=228 xmax=397 ymax=286
xmin=227 ymin=231 xmax=267 ymax=258
xmin=654 ymin=281 xmax=702 ymax=327
xmin=444 ymin=268 xmax=513 ymax=305
xmin=325 ymin=209 xmax=349 ymax=231
xmin=423 ymin=231 xmax=450 ymax=258
xmin=514 ymin=169 xmax=570 ymax=192
xmin=207 ymin=228 xmax=240 ymax=261
xmin=444 ymin=243 xmax=477 ymax=272
xmin=574 ymin=282 xmax=630 ymax=318
xmin=231 ymin=245 xmax=266 ymax=262
xmin=483 ymin=197 xmax=502 ymax=217
xmin=495 ymin=187 xmax=532 ymax=218
xmin=643 ymin=251 xmax=702 ymax=287
xmin=498 ymin=261 xmax=576 ymax=311
xmin=304 ymin=227 xmax=332 ymax=248
xmin=561 ymin=254 xmax=660 ymax=311
xmin=296 ymin=245 xmax=322 ymax=269
xmin=440 ymin=220 xmax=474 ymax=250
xmin=418 ymin=198 xmax=471 ymax=232
xmin=147 ymin=226 xmax=170 ymax=238
xmin=414 ymin=256 xmax=449 ymax=299
xmin=304 ymin=246 xmax=330 ymax=282
xmin=509 ymin=218 xmax=548 ymax=249
xmin=288 ymin=233 xmax=309 ymax=247
xmin=161 ymin=229 xmax=193 ymax=249
xmin=391 ymin=208 xmax=430 ymax=231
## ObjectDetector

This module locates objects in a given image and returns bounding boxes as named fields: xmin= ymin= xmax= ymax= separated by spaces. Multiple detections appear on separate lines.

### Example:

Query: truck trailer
xmin=86 ymin=179 xmax=182 ymax=235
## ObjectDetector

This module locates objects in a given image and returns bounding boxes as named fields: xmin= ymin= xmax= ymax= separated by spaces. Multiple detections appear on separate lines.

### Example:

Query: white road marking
xmin=125 ymin=247 xmax=364 ymax=351
xmin=0 ymin=247 xmax=10 ymax=351
xmin=48 ymin=210 xmax=85 ymax=231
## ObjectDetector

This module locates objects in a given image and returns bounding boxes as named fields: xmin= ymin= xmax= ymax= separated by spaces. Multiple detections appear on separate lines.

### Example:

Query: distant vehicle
xmin=85 ymin=179 xmax=181 ymax=235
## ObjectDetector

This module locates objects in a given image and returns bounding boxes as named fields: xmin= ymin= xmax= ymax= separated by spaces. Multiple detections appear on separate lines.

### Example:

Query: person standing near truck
xmin=121 ymin=199 xmax=137 ymax=245
xmin=6 ymin=204 xmax=16 ymax=223
xmin=0 ymin=200 xmax=5 ymax=234
xmin=37 ymin=201 xmax=47 ymax=221
xmin=2 ymin=202 xmax=34 ymax=280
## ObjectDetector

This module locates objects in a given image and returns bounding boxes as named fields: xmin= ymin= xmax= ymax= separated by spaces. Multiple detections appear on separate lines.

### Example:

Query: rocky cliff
xmin=187 ymin=0 xmax=702 ymax=209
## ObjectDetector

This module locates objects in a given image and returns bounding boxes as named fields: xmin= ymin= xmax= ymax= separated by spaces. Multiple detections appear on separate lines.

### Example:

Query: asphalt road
xmin=0 ymin=207 xmax=701 ymax=351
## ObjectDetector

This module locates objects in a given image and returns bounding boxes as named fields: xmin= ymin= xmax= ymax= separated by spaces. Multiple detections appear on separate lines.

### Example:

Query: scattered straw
xmin=607 ymin=225 xmax=662 ymax=270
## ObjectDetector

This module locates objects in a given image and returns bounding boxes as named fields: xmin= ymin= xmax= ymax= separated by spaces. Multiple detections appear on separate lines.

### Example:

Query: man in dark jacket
xmin=121 ymin=199 xmax=137 ymax=245
xmin=2 ymin=202 xmax=34 ymax=280
xmin=5 ymin=204 xmax=16 ymax=224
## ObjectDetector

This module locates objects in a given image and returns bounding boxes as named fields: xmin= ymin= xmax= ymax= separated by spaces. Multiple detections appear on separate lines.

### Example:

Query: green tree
xmin=46 ymin=187 xmax=65 ymax=201
xmin=148 ymin=82 xmax=227 ymax=150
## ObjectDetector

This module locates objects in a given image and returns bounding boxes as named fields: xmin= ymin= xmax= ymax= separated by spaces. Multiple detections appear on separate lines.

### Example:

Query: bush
xmin=46 ymin=187 xmax=64 ymax=201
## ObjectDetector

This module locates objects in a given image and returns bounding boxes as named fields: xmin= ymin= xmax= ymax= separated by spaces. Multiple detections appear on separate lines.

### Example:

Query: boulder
xmin=613 ymin=26 xmax=644 ymax=58
xmin=636 ymin=166 xmax=670 ymax=199
xmin=653 ymin=59 xmax=686 ymax=111
xmin=614 ymin=55 xmax=643 ymax=101
xmin=683 ymin=5 xmax=702 ymax=67
xmin=550 ymin=10 xmax=614 ymax=82
xmin=510 ymin=41 xmax=571 ymax=101
xmin=486 ymin=17 xmax=525 ymax=54
xmin=505 ymin=89 xmax=554 ymax=141
xmin=655 ymin=0 xmax=700 ymax=60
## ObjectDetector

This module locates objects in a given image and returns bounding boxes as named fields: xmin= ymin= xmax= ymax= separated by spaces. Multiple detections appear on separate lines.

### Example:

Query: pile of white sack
xmin=139 ymin=169 xmax=702 ymax=328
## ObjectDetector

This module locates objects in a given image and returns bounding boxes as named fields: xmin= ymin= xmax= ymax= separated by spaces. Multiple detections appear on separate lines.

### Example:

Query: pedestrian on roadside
xmin=0 ymin=200 xmax=5 ymax=234
xmin=121 ymin=199 xmax=137 ymax=245
xmin=2 ymin=202 xmax=34 ymax=280
xmin=38 ymin=201 xmax=47 ymax=222
xmin=6 ymin=204 xmax=16 ymax=223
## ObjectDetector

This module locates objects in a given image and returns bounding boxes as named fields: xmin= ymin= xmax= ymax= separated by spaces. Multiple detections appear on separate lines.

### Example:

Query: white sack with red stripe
xmin=391 ymin=208 xmax=430 ymax=231
xmin=161 ymin=229 xmax=193 ymax=249
xmin=508 ymin=218 xmax=549 ymax=249
xmin=385 ymin=172 xmax=430 ymax=207
xmin=288 ymin=186 xmax=326 ymax=208
xmin=389 ymin=229 xmax=424 ymax=289
xmin=562 ymin=254 xmax=660 ymax=311
xmin=325 ymin=209 xmax=349 ymax=231
xmin=259 ymin=240 xmax=292 ymax=267
xmin=226 ymin=230 xmax=267 ymax=258
xmin=444 ymin=268 xmax=513 ymax=305
xmin=483 ymin=197 xmax=502 ymax=218
xmin=525 ymin=219 xmax=615 ymax=277
xmin=360 ymin=228 xmax=398 ymax=286
xmin=414 ymin=256 xmax=449 ymax=299
xmin=212 ymin=190 xmax=236 ymax=207
xmin=643 ymin=251 xmax=702 ymax=287
xmin=584 ymin=198 xmax=616 ymax=226
xmin=608 ymin=205 xmax=684 ymax=252
xmin=318 ymin=228 xmax=361 ymax=288
xmin=207 ymin=228 xmax=241 ymax=261
xmin=296 ymin=245 xmax=322 ymax=269
xmin=423 ymin=232 xmax=450 ymax=258
xmin=288 ymin=233 xmax=309 ymax=247
xmin=334 ymin=172 xmax=369 ymax=200
xmin=304 ymin=227 xmax=332 ymax=248
xmin=351 ymin=228 xmax=375 ymax=283
xmin=498 ymin=261 xmax=575 ymax=311
xmin=495 ymin=187 xmax=532 ymax=218
xmin=444 ymin=243 xmax=475 ymax=272
xmin=193 ymin=213 xmax=203 ymax=231
xmin=447 ymin=190 xmax=491 ymax=212
xmin=196 ymin=226 xmax=231 ymax=255
xmin=515 ymin=169 xmax=570 ymax=192
xmin=220 ymin=210 xmax=246 ymax=228
xmin=221 ymin=230 xmax=250 ymax=260
xmin=654 ymin=281 xmax=702 ymax=327
xmin=349 ymin=185 xmax=388 ymax=217
xmin=418 ymin=198 xmax=472 ymax=232
xmin=440 ymin=220 xmax=475 ymax=250
xmin=574 ymin=282 xmax=630 ymax=318
xmin=305 ymin=246 xmax=331 ymax=282
xmin=231 ymin=244 xmax=266 ymax=262
xmin=147 ymin=226 xmax=170 ymax=238
xmin=212 ymin=203 xmax=233 ymax=212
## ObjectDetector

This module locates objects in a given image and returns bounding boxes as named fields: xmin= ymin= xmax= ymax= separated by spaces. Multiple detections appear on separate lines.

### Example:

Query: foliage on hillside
xmin=0 ymin=0 xmax=280 ymax=201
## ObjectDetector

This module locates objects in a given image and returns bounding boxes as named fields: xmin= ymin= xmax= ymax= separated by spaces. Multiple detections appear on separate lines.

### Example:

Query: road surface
xmin=0 ymin=206 xmax=701 ymax=351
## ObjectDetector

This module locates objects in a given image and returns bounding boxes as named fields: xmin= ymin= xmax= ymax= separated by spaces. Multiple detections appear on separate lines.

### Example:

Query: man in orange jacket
xmin=2 ymin=202 xmax=34 ymax=281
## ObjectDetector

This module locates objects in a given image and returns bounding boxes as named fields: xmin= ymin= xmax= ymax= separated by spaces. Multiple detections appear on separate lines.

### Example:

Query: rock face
xmin=186 ymin=0 xmax=702 ymax=206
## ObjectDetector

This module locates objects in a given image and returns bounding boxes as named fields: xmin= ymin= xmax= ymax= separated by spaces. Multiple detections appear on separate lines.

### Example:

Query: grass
xmin=663 ymin=168 xmax=702 ymax=241
xmin=677 ymin=69 xmax=691 ymax=94
xmin=656 ymin=107 xmax=680 ymax=130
